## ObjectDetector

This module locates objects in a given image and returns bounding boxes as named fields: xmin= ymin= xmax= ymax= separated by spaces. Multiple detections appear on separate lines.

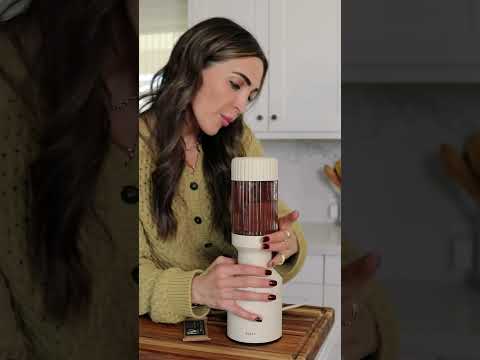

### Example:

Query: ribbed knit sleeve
xmin=139 ymin=221 xmax=209 ymax=323
xmin=241 ymin=122 xmax=307 ymax=283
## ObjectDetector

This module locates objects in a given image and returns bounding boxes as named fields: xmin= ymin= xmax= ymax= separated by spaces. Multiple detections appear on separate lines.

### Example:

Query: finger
xmin=218 ymin=263 xmax=269 ymax=278
xmin=225 ymin=302 xmax=262 ymax=322
xmin=262 ymin=238 xmax=289 ymax=253
xmin=231 ymin=290 xmax=277 ymax=302
xmin=262 ymin=229 xmax=291 ymax=244
xmin=219 ymin=276 xmax=277 ymax=289
xmin=267 ymin=253 xmax=287 ymax=268
xmin=278 ymin=210 xmax=299 ymax=229
xmin=342 ymin=253 xmax=380 ymax=299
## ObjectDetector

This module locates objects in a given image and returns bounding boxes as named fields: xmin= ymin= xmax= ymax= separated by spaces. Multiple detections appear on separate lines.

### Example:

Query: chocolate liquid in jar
xmin=231 ymin=180 xmax=278 ymax=236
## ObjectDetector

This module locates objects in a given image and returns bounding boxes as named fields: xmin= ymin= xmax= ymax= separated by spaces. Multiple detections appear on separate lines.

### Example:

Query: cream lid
xmin=231 ymin=157 xmax=278 ymax=181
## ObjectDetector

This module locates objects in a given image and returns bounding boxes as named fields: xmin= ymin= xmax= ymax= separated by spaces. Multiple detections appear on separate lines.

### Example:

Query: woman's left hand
xmin=262 ymin=210 xmax=300 ymax=267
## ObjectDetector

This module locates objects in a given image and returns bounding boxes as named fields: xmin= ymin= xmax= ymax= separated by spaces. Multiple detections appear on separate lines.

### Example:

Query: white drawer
xmin=294 ymin=255 xmax=324 ymax=284
xmin=283 ymin=282 xmax=323 ymax=306
xmin=324 ymin=255 xmax=341 ymax=285
xmin=323 ymin=285 xmax=341 ymax=315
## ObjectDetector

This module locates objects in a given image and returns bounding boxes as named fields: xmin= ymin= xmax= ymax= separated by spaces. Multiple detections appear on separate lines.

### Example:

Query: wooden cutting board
xmin=139 ymin=306 xmax=334 ymax=360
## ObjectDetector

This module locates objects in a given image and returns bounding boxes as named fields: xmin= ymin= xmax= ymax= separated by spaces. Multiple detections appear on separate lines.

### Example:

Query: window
xmin=139 ymin=0 xmax=188 ymax=93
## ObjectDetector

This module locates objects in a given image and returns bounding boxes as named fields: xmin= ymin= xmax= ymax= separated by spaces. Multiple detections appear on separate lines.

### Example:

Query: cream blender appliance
xmin=227 ymin=157 xmax=282 ymax=343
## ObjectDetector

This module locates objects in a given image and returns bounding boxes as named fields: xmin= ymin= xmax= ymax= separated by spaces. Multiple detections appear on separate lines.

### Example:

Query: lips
xmin=220 ymin=114 xmax=234 ymax=127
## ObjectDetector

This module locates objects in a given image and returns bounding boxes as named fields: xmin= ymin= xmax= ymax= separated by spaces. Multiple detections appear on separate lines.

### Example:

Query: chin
xmin=205 ymin=128 xmax=221 ymax=136
xmin=200 ymin=123 xmax=221 ymax=136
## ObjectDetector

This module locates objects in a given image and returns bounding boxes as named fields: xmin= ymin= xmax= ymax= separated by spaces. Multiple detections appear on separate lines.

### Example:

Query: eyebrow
xmin=232 ymin=71 xmax=258 ymax=90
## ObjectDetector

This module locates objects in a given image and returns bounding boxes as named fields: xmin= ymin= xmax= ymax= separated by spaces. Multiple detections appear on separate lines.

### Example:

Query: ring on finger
xmin=284 ymin=230 xmax=291 ymax=240
xmin=277 ymin=253 xmax=286 ymax=266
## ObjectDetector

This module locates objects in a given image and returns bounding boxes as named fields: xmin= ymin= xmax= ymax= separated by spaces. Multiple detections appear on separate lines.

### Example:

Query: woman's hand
xmin=342 ymin=253 xmax=381 ymax=360
xmin=262 ymin=210 xmax=300 ymax=267
xmin=191 ymin=256 xmax=278 ymax=321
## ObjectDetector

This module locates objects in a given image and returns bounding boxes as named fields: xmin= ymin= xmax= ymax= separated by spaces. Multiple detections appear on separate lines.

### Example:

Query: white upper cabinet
xmin=268 ymin=0 xmax=340 ymax=137
xmin=343 ymin=0 xmax=480 ymax=83
xmin=189 ymin=0 xmax=341 ymax=139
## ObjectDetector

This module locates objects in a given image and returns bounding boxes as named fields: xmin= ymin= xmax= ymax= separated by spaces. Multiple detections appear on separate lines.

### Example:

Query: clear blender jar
xmin=227 ymin=157 xmax=283 ymax=343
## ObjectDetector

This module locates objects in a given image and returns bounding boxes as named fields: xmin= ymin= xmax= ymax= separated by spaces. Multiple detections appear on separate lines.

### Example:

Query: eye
xmin=248 ymin=91 xmax=259 ymax=102
xmin=229 ymin=80 xmax=241 ymax=91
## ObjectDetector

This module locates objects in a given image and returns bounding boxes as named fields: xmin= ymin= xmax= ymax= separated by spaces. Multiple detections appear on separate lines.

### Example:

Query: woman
xmin=139 ymin=17 xmax=398 ymax=360
xmin=139 ymin=17 xmax=307 ymax=323
xmin=0 ymin=1 xmax=139 ymax=358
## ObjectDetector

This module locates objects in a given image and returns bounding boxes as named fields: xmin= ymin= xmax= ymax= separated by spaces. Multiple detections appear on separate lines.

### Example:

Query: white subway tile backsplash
xmin=261 ymin=140 xmax=341 ymax=223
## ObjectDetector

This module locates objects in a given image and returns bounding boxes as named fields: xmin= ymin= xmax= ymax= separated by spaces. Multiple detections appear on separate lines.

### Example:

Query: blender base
xmin=226 ymin=334 xmax=283 ymax=345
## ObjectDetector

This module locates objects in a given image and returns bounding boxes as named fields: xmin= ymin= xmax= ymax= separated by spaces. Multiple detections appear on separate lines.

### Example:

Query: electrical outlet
xmin=327 ymin=201 xmax=338 ymax=223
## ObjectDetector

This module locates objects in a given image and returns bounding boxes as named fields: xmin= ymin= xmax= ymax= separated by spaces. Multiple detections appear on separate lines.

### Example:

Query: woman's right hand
xmin=191 ymin=256 xmax=277 ymax=321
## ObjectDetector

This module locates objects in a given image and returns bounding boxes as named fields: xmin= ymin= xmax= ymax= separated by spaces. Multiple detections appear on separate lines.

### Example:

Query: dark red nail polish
xmin=265 ymin=269 xmax=272 ymax=275
xmin=255 ymin=317 xmax=262 ymax=322
xmin=263 ymin=244 xmax=270 ymax=249
xmin=268 ymin=295 xmax=276 ymax=301
xmin=263 ymin=236 xmax=270 ymax=243
xmin=269 ymin=280 xmax=277 ymax=286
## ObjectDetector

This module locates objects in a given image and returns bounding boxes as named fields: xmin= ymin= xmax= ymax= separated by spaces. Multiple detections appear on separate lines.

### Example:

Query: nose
xmin=233 ymin=92 xmax=249 ymax=115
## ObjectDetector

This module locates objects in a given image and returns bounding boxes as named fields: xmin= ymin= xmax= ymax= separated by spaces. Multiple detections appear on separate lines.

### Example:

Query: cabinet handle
xmin=271 ymin=114 xmax=278 ymax=120
xmin=256 ymin=115 xmax=263 ymax=121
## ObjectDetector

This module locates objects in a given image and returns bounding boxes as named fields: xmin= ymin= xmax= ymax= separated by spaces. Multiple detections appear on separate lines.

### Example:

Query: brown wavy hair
xmin=2 ymin=1 xmax=137 ymax=321
xmin=140 ymin=17 xmax=268 ymax=241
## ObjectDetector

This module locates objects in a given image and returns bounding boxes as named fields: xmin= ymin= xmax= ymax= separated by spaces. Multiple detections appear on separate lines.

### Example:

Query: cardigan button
xmin=190 ymin=182 xmax=199 ymax=190
xmin=194 ymin=216 xmax=202 ymax=224
xmin=121 ymin=186 xmax=138 ymax=204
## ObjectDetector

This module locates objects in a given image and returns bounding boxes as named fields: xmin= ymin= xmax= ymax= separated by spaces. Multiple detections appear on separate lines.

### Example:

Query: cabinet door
xmin=188 ymin=0 xmax=269 ymax=132
xmin=269 ymin=0 xmax=340 ymax=135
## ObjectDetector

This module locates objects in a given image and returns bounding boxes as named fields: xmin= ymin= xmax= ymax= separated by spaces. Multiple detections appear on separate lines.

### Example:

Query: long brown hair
xmin=140 ymin=17 xmax=268 ymax=242
xmin=2 ymin=1 xmax=137 ymax=321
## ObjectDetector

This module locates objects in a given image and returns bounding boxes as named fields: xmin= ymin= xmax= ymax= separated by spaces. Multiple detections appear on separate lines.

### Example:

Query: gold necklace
xmin=182 ymin=136 xmax=200 ymax=151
